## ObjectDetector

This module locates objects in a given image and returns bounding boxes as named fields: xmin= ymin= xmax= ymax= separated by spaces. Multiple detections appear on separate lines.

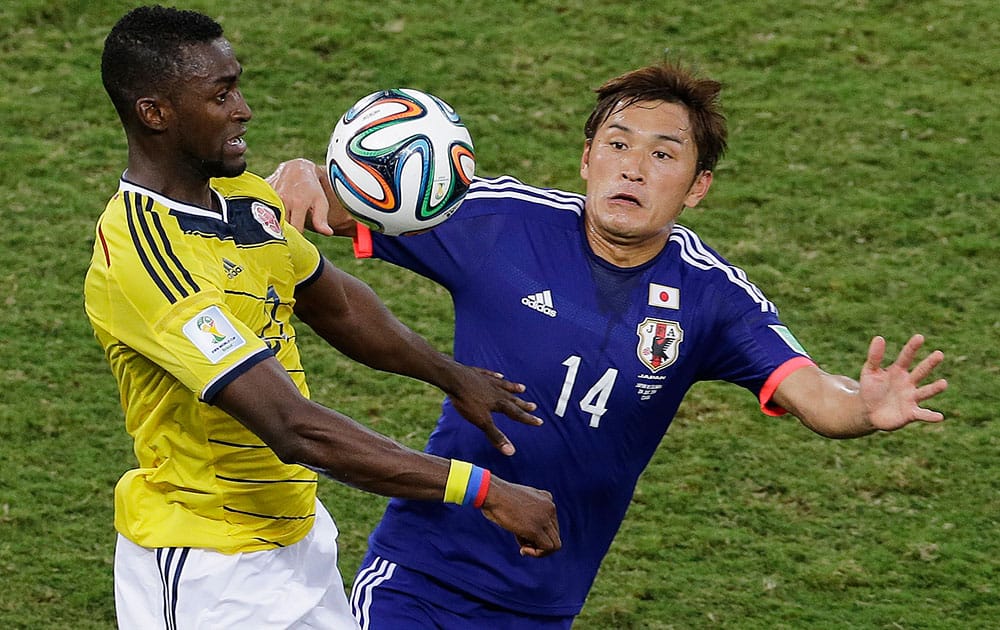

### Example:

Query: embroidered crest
xmin=636 ymin=317 xmax=684 ymax=372
xmin=251 ymin=202 xmax=283 ymax=238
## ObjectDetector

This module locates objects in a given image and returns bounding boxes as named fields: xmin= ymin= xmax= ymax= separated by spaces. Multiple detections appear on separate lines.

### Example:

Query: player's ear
xmin=135 ymin=97 xmax=169 ymax=132
xmin=580 ymin=139 xmax=593 ymax=180
xmin=683 ymin=169 xmax=713 ymax=208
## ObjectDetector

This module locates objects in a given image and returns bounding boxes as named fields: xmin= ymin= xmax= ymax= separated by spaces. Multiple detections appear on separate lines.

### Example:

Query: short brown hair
xmin=584 ymin=63 xmax=728 ymax=173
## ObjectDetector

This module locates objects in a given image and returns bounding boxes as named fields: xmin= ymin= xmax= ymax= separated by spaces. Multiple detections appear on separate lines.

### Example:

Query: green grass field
xmin=1 ymin=1 xmax=997 ymax=627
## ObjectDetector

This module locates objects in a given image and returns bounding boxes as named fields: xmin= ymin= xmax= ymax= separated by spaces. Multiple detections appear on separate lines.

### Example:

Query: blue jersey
xmin=359 ymin=175 xmax=813 ymax=616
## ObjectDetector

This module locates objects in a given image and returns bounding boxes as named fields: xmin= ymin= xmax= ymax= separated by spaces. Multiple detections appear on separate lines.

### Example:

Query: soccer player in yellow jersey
xmin=86 ymin=6 xmax=560 ymax=628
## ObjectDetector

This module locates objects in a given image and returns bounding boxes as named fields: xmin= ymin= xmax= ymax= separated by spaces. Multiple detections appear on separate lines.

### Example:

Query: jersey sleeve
xmin=355 ymin=187 xmax=506 ymax=290
xmin=283 ymin=209 xmax=324 ymax=288
xmin=89 ymin=206 xmax=271 ymax=401
xmin=698 ymin=283 xmax=815 ymax=416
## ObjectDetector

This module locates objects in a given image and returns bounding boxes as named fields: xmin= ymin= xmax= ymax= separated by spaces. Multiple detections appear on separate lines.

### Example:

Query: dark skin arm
xmin=214 ymin=359 xmax=560 ymax=557
xmin=293 ymin=261 xmax=543 ymax=456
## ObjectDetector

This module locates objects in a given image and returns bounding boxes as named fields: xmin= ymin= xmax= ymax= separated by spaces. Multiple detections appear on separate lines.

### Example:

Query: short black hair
xmin=101 ymin=5 xmax=224 ymax=121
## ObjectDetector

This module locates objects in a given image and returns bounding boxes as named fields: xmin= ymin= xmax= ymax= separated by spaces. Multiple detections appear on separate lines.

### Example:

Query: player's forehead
xmin=177 ymin=37 xmax=242 ymax=86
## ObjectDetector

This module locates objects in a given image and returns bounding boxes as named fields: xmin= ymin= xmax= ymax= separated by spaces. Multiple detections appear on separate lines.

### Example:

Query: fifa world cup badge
xmin=636 ymin=318 xmax=683 ymax=372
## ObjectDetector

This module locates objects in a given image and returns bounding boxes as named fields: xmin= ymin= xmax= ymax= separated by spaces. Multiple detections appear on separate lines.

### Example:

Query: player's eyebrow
xmin=607 ymin=122 xmax=686 ymax=145
xmin=214 ymin=64 xmax=243 ymax=86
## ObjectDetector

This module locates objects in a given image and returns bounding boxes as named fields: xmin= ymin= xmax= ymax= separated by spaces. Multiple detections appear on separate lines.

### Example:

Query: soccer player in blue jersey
xmin=272 ymin=62 xmax=948 ymax=628
xmin=88 ymin=6 xmax=560 ymax=629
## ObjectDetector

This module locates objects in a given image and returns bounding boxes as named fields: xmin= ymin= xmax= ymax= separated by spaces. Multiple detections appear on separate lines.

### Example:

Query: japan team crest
xmin=636 ymin=317 xmax=684 ymax=372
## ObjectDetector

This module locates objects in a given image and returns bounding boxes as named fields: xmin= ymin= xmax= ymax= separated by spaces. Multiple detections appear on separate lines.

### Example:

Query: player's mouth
xmin=609 ymin=192 xmax=642 ymax=208
xmin=226 ymin=132 xmax=247 ymax=154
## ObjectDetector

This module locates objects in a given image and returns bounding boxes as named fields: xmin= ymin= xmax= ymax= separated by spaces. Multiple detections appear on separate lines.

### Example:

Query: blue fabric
xmin=358 ymin=175 xmax=809 ymax=616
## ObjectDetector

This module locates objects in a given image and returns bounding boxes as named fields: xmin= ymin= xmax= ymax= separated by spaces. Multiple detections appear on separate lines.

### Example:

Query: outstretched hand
xmin=860 ymin=334 xmax=948 ymax=431
xmin=448 ymin=368 xmax=543 ymax=456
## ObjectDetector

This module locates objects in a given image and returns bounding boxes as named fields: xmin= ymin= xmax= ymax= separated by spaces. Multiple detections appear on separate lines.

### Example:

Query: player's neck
xmin=125 ymin=157 xmax=217 ymax=211
xmin=584 ymin=222 xmax=671 ymax=268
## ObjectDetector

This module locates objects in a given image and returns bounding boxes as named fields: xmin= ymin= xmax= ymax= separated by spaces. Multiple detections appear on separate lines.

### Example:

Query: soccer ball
xmin=326 ymin=88 xmax=476 ymax=236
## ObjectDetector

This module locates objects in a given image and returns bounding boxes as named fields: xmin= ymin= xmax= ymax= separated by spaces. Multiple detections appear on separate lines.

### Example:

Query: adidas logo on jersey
xmin=223 ymin=258 xmax=244 ymax=279
xmin=521 ymin=290 xmax=557 ymax=318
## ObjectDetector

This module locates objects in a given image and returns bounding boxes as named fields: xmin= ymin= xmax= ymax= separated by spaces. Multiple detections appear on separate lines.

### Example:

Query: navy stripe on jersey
xmin=223 ymin=506 xmax=316 ymax=521
xmin=125 ymin=193 xmax=176 ymax=303
xmin=468 ymin=176 xmax=585 ymax=215
xmin=156 ymin=547 xmax=189 ymax=630
xmin=671 ymin=224 xmax=777 ymax=314
xmin=130 ymin=193 xmax=199 ymax=299
xmin=207 ymin=438 xmax=269 ymax=449
xmin=215 ymin=474 xmax=317 ymax=485
xmin=148 ymin=211 xmax=201 ymax=295
xmin=124 ymin=192 xmax=200 ymax=303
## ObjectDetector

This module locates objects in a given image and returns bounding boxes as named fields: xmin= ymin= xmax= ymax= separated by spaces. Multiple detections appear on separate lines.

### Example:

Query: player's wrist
xmin=444 ymin=459 xmax=491 ymax=508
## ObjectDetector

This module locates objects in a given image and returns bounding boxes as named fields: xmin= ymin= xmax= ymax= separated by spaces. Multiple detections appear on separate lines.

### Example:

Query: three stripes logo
xmin=521 ymin=290 xmax=557 ymax=318
xmin=223 ymin=258 xmax=243 ymax=279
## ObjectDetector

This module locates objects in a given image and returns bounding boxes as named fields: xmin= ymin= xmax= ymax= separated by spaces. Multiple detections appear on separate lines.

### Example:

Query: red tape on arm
xmin=352 ymin=223 xmax=373 ymax=258
xmin=759 ymin=356 xmax=816 ymax=416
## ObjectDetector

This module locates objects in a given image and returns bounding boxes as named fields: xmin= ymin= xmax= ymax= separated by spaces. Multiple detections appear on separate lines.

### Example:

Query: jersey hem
xmin=367 ymin=542 xmax=584 ymax=617
xmin=202 ymin=348 xmax=274 ymax=403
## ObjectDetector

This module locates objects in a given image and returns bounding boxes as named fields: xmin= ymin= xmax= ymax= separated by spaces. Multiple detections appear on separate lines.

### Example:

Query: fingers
xmin=913 ymin=406 xmax=946 ymax=423
xmin=267 ymin=159 xmax=334 ymax=236
xmin=310 ymin=206 xmax=335 ymax=236
xmin=516 ymin=521 xmax=562 ymax=558
xmin=910 ymin=349 xmax=945 ymax=384
xmin=481 ymin=422 xmax=515 ymax=456
xmin=477 ymin=369 xmax=542 ymax=426
xmin=865 ymin=335 xmax=887 ymax=373
xmin=915 ymin=378 xmax=949 ymax=403
xmin=520 ymin=545 xmax=555 ymax=558
xmin=892 ymin=333 xmax=926 ymax=370
xmin=497 ymin=399 xmax=542 ymax=426
xmin=475 ymin=368 xmax=525 ymax=393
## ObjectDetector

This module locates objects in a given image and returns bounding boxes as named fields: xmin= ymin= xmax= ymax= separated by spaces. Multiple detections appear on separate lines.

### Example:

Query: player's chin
xmin=203 ymin=158 xmax=248 ymax=179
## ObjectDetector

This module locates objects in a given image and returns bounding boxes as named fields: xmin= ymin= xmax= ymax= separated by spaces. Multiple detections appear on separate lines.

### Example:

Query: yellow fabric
xmin=85 ymin=172 xmax=323 ymax=553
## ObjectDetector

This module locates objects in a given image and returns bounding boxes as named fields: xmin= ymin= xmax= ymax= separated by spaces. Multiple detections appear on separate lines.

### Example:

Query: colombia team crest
xmin=251 ymin=202 xmax=283 ymax=239
xmin=636 ymin=317 xmax=684 ymax=372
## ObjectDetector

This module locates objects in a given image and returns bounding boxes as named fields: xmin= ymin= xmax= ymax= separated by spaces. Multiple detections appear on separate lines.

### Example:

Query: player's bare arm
xmin=772 ymin=334 xmax=948 ymax=438
xmin=212 ymin=357 xmax=561 ymax=556
xmin=293 ymin=260 xmax=542 ymax=455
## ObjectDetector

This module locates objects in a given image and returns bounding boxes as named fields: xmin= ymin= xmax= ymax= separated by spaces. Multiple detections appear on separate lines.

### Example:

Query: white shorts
xmin=114 ymin=499 xmax=359 ymax=629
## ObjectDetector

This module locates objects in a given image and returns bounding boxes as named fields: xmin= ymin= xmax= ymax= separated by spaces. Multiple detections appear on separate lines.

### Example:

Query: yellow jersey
xmin=85 ymin=172 xmax=322 ymax=553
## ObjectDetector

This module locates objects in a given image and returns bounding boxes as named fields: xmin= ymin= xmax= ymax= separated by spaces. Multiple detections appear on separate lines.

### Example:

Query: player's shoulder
xmin=668 ymin=223 xmax=778 ymax=312
xmin=667 ymin=224 xmax=734 ymax=271
xmin=464 ymin=175 xmax=584 ymax=221
xmin=210 ymin=171 xmax=281 ymax=206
